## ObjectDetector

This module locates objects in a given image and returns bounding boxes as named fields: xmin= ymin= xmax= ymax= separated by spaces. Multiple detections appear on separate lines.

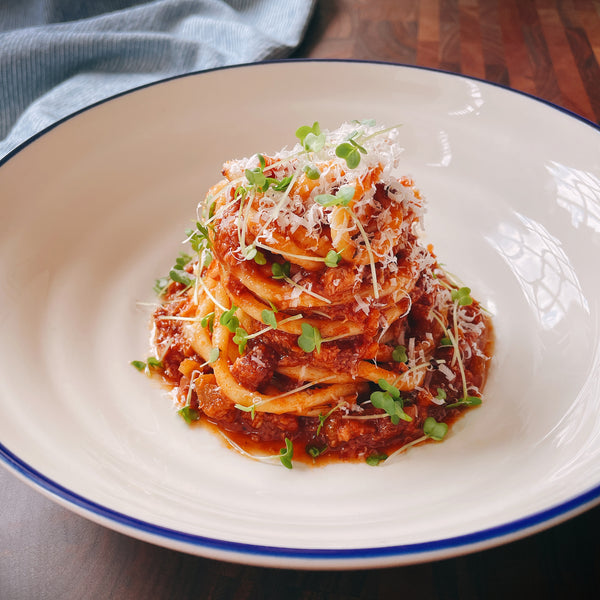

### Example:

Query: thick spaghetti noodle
xmin=141 ymin=121 xmax=493 ymax=467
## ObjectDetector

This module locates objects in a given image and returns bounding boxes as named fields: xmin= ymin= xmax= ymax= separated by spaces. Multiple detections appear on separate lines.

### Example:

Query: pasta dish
xmin=136 ymin=120 xmax=493 ymax=467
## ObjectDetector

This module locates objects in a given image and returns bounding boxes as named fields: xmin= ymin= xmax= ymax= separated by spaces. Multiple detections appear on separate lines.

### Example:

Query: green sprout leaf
xmin=174 ymin=253 xmax=192 ymax=269
xmin=271 ymin=261 xmax=291 ymax=280
xmin=304 ymin=132 xmax=326 ymax=152
xmin=270 ymin=175 xmax=294 ymax=192
xmin=352 ymin=118 xmax=376 ymax=127
xmin=324 ymin=250 xmax=342 ymax=268
xmin=243 ymin=246 xmax=257 ymax=261
xmin=423 ymin=416 xmax=448 ymax=441
xmin=377 ymin=378 xmax=401 ymax=399
xmin=314 ymin=185 xmax=355 ymax=208
xmin=295 ymin=122 xmax=325 ymax=152
xmin=279 ymin=437 xmax=294 ymax=469
xmin=189 ymin=222 xmax=212 ymax=253
xmin=392 ymin=345 xmax=408 ymax=363
xmin=235 ymin=403 xmax=256 ymax=420
xmin=253 ymin=250 xmax=267 ymax=265
xmin=146 ymin=357 xmax=163 ymax=369
xmin=200 ymin=312 xmax=215 ymax=332
xmin=178 ymin=405 xmax=201 ymax=425
xmin=316 ymin=405 xmax=338 ymax=436
xmin=233 ymin=327 xmax=249 ymax=354
xmin=336 ymin=184 xmax=355 ymax=204
xmin=153 ymin=276 xmax=169 ymax=296
xmin=446 ymin=395 xmax=482 ymax=409
xmin=220 ymin=305 xmax=239 ymax=333
xmin=370 ymin=379 xmax=412 ymax=424
xmin=201 ymin=249 xmax=213 ymax=268
xmin=234 ymin=186 xmax=248 ymax=202
xmin=451 ymin=286 xmax=473 ymax=306
xmin=335 ymin=142 xmax=362 ymax=169
xmin=298 ymin=322 xmax=322 ymax=353
xmin=366 ymin=452 xmax=388 ymax=466
xmin=307 ymin=444 xmax=327 ymax=458
xmin=245 ymin=167 xmax=268 ymax=191
xmin=169 ymin=267 xmax=193 ymax=287
xmin=435 ymin=387 xmax=447 ymax=401
xmin=261 ymin=309 xmax=278 ymax=330
xmin=303 ymin=164 xmax=321 ymax=180
xmin=208 ymin=347 xmax=220 ymax=363
xmin=131 ymin=360 xmax=146 ymax=371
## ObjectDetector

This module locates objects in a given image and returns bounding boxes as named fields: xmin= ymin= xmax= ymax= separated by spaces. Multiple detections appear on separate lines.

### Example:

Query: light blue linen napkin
xmin=0 ymin=0 xmax=315 ymax=159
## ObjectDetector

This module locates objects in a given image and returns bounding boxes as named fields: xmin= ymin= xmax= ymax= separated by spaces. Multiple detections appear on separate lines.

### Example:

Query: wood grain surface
xmin=294 ymin=0 xmax=600 ymax=124
xmin=2 ymin=1 xmax=600 ymax=599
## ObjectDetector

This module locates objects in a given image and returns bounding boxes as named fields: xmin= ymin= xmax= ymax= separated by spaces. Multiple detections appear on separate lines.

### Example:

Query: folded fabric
xmin=0 ymin=0 xmax=315 ymax=159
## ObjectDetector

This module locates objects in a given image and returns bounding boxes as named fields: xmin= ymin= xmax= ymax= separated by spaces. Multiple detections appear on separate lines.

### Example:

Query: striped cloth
xmin=0 ymin=0 xmax=315 ymax=159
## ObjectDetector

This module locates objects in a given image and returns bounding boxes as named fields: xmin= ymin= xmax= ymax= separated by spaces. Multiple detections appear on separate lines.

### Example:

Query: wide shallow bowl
xmin=1 ymin=60 xmax=599 ymax=570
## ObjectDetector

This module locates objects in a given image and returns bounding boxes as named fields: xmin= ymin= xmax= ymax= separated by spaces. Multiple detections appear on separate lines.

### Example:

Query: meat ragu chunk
xmin=230 ymin=341 xmax=278 ymax=391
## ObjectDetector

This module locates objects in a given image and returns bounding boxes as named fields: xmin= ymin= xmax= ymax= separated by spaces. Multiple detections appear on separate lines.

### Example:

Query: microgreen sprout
xmin=423 ymin=416 xmax=448 ymax=441
xmin=295 ymin=121 xmax=326 ymax=153
xmin=370 ymin=379 xmax=412 ymax=424
xmin=131 ymin=356 xmax=163 ymax=372
xmin=316 ymin=405 xmax=339 ymax=435
xmin=435 ymin=387 xmax=447 ymax=401
xmin=235 ymin=403 xmax=256 ymax=420
xmin=169 ymin=268 xmax=193 ymax=287
xmin=178 ymin=405 xmax=201 ymax=424
xmin=261 ymin=309 xmax=278 ymax=329
xmin=303 ymin=164 xmax=321 ymax=180
xmin=352 ymin=118 xmax=376 ymax=127
xmin=335 ymin=138 xmax=367 ymax=169
xmin=446 ymin=395 xmax=482 ymax=409
xmin=298 ymin=322 xmax=323 ymax=353
xmin=451 ymin=286 xmax=473 ymax=306
xmin=324 ymin=250 xmax=342 ymax=268
xmin=245 ymin=167 xmax=268 ymax=192
xmin=234 ymin=186 xmax=248 ymax=202
xmin=233 ymin=327 xmax=249 ymax=354
xmin=270 ymin=175 xmax=293 ymax=192
xmin=208 ymin=347 xmax=220 ymax=363
xmin=242 ymin=245 xmax=258 ymax=261
xmin=200 ymin=312 xmax=215 ymax=332
xmin=253 ymin=250 xmax=267 ymax=265
xmin=314 ymin=184 xmax=355 ymax=208
xmin=307 ymin=444 xmax=327 ymax=458
xmin=188 ymin=222 xmax=212 ymax=253
xmin=153 ymin=277 xmax=169 ymax=296
xmin=220 ymin=305 xmax=239 ymax=333
xmin=366 ymin=452 xmax=388 ymax=466
xmin=279 ymin=438 xmax=294 ymax=469
xmin=383 ymin=416 xmax=449 ymax=463
xmin=271 ymin=261 xmax=291 ymax=280
xmin=164 ymin=251 xmax=195 ymax=288
xmin=392 ymin=345 xmax=408 ymax=363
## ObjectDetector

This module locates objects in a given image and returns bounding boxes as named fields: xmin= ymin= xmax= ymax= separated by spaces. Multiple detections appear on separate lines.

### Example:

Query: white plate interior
xmin=1 ymin=61 xmax=600 ymax=568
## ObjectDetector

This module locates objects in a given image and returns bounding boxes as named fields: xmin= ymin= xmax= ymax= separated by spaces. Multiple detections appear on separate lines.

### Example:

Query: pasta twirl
xmin=143 ymin=121 xmax=493 ymax=467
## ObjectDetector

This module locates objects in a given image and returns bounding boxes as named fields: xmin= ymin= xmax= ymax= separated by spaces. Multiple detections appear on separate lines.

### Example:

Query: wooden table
xmin=2 ymin=2 xmax=600 ymax=598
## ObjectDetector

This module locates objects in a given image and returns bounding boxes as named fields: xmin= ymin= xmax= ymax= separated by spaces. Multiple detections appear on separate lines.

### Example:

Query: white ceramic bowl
xmin=1 ymin=60 xmax=599 ymax=569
